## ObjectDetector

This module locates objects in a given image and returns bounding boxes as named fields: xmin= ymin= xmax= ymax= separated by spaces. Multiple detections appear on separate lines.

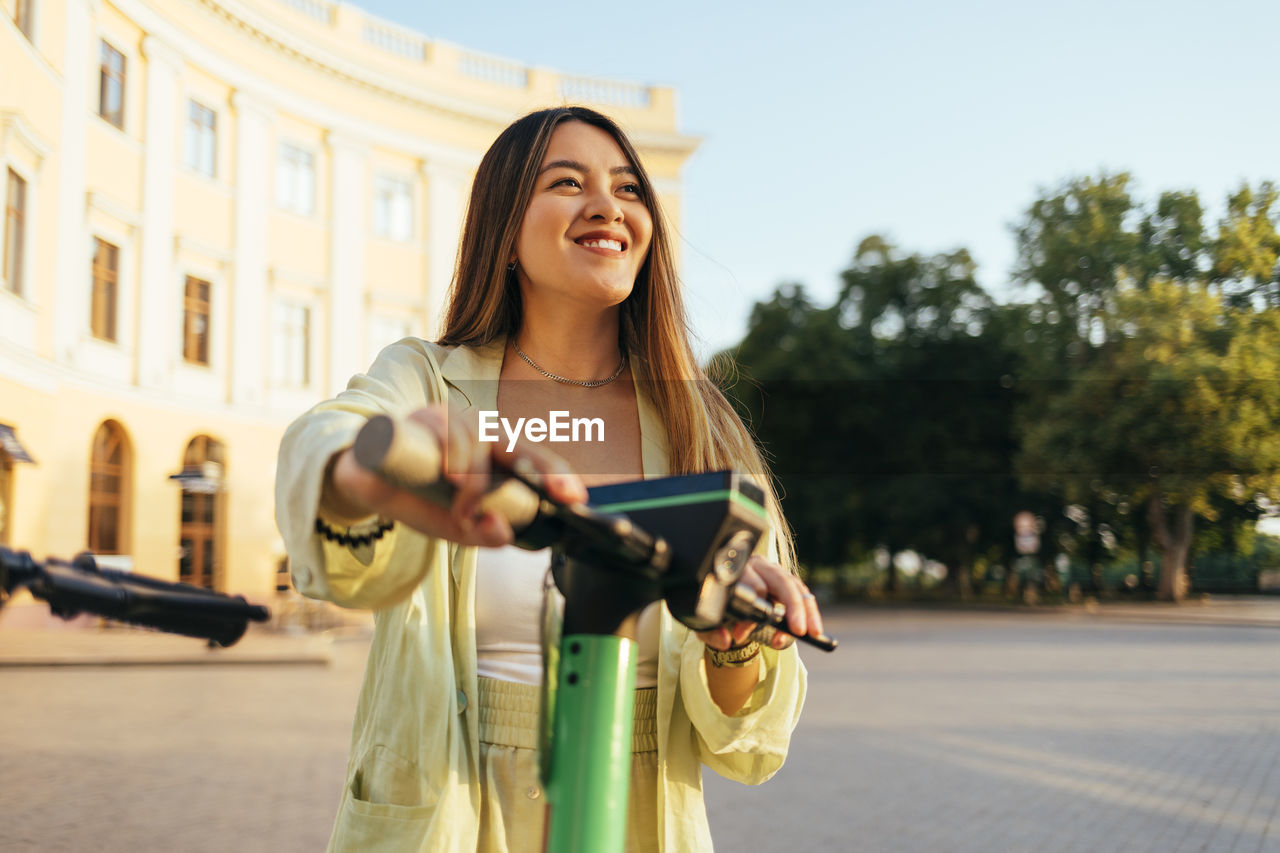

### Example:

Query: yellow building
xmin=0 ymin=0 xmax=697 ymax=618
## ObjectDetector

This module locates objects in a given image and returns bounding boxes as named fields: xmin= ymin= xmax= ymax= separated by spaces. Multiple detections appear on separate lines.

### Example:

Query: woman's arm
xmin=275 ymin=341 xmax=446 ymax=609
xmin=277 ymin=340 xmax=586 ymax=611
xmin=677 ymin=623 xmax=808 ymax=786
xmin=697 ymin=555 xmax=823 ymax=715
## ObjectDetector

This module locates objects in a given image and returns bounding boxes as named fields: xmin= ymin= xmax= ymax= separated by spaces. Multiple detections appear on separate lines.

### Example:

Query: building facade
xmin=0 ymin=0 xmax=697 ymax=614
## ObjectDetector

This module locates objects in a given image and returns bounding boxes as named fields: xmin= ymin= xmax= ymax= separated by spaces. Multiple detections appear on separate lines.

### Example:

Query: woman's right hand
xmin=323 ymin=405 xmax=588 ymax=547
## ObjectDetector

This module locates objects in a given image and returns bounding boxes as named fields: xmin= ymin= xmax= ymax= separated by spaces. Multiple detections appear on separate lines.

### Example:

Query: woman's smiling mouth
xmin=575 ymin=234 xmax=627 ymax=254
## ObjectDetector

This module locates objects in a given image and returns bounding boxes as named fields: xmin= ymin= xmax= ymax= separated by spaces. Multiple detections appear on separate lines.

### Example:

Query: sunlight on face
xmin=515 ymin=121 xmax=654 ymax=311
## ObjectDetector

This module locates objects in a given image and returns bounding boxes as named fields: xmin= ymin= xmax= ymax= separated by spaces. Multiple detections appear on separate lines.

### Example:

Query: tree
xmin=721 ymin=284 xmax=870 ymax=572
xmin=1012 ymin=177 xmax=1280 ymax=600
xmin=840 ymin=235 xmax=988 ymax=344
xmin=1012 ymin=173 xmax=1139 ymax=348
xmin=724 ymin=238 xmax=1025 ymax=596
xmin=1017 ymin=279 xmax=1280 ymax=600
xmin=1212 ymin=182 xmax=1280 ymax=309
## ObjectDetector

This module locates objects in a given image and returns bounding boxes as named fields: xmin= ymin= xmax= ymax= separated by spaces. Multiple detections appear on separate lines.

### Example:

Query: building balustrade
xmin=455 ymin=50 xmax=529 ymax=89
xmin=557 ymin=76 xmax=652 ymax=110
xmin=361 ymin=18 xmax=427 ymax=63
xmin=275 ymin=0 xmax=334 ymax=26
xmin=265 ymin=0 xmax=664 ymax=114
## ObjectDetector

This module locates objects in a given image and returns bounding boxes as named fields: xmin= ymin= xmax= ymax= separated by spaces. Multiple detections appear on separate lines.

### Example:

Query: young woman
xmin=276 ymin=106 xmax=824 ymax=852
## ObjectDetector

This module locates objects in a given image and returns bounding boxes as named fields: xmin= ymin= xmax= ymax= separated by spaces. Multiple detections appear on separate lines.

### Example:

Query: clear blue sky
xmin=354 ymin=0 xmax=1280 ymax=357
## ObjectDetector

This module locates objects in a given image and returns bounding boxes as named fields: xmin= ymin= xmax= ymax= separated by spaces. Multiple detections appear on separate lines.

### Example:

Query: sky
xmin=353 ymin=0 xmax=1280 ymax=359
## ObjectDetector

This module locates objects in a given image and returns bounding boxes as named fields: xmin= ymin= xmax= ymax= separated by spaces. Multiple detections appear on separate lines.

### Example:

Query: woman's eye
xmin=620 ymin=183 xmax=642 ymax=196
xmin=551 ymin=177 xmax=580 ymax=189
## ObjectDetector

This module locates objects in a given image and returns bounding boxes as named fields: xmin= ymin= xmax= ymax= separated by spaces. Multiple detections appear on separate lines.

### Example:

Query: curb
xmin=0 ymin=652 xmax=333 ymax=667
xmin=0 ymin=630 xmax=335 ymax=668
xmin=1078 ymin=613 xmax=1280 ymax=630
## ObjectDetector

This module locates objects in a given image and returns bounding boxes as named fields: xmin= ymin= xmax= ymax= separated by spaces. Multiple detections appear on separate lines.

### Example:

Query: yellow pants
xmin=476 ymin=676 xmax=659 ymax=853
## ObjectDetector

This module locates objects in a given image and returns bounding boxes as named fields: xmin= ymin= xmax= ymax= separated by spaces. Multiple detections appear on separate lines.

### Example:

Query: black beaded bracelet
xmin=314 ymin=517 xmax=394 ymax=548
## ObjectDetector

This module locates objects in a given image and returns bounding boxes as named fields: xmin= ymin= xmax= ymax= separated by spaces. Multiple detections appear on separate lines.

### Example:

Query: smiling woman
xmin=275 ymin=105 xmax=820 ymax=853
xmin=513 ymin=120 xmax=654 ymax=321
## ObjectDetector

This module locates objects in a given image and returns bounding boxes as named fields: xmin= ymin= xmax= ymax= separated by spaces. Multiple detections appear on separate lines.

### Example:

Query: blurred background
xmin=3 ymin=2 xmax=1280 ymax=851
xmin=2 ymin=0 xmax=1277 ymax=612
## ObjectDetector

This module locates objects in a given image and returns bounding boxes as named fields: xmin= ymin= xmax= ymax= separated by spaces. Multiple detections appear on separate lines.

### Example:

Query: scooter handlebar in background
xmin=0 ymin=547 xmax=270 ymax=647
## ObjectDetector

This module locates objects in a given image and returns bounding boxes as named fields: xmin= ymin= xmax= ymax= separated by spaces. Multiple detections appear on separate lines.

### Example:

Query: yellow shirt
xmin=274 ymin=337 xmax=808 ymax=852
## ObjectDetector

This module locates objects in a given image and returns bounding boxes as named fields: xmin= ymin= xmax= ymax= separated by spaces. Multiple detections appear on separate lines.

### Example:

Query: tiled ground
xmin=3 ymin=606 xmax=1278 ymax=852
xmin=705 ymin=609 xmax=1280 ymax=853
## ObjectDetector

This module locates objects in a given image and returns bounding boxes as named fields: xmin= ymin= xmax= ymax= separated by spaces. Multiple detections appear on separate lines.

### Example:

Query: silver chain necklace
xmin=513 ymin=340 xmax=627 ymax=388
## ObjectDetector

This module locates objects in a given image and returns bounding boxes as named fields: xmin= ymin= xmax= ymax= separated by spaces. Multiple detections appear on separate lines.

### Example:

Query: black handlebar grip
xmin=731 ymin=582 xmax=838 ymax=651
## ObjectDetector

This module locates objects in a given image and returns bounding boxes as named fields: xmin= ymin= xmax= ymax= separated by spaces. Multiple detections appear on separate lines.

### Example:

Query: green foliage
xmin=839 ymin=236 xmax=989 ymax=343
xmin=1137 ymin=190 xmax=1208 ymax=286
xmin=1253 ymin=532 xmax=1280 ymax=567
xmin=1010 ymin=177 xmax=1280 ymax=599
xmin=1013 ymin=173 xmax=1138 ymax=345
xmin=1018 ymin=280 xmax=1280 ymax=513
xmin=724 ymin=238 xmax=1028 ymax=591
xmin=722 ymin=176 xmax=1280 ymax=601
xmin=1213 ymin=182 xmax=1280 ymax=308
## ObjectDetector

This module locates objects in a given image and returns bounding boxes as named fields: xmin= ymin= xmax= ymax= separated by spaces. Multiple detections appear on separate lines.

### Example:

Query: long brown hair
xmin=439 ymin=107 xmax=796 ymax=571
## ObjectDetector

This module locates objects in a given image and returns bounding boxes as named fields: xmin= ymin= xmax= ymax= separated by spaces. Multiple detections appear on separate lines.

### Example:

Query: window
xmin=182 ymin=275 xmax=211 ymax=365
xmin=276 ymin=143 xmax=315 ymax=215
xmin=98 ymin=41 xmax=126 ymax=129
xmin=90 ymin=237 xmax=119 ymax=341
xmin=4 ymin=169 xmax=25 ymax=296
xmin=0 ymin=450 xmax=10 ymax=545
xmin=271 ymin=300 xmax=310 ymax=387
xmin=178 ymin=435 xmax=223 ymax=590
xmin=88 ymin=420 xmax=129 ymax=555
xmin=14 ymin=0 xmax=34 ymax=40
xmin=183 ymin=100 xmax=217 ymax=177
xmin=366 ymin=314 xmax=410 ymax=367
xmin=0 ymin=424 xmax=33 ymax=545
xmin=372 ymin=175 xmax=412 ymax=241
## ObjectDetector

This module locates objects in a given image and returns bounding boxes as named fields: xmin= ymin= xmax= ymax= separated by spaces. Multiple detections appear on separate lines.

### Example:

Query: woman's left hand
xmin=696 ymin=555 xmax=825 ymax=652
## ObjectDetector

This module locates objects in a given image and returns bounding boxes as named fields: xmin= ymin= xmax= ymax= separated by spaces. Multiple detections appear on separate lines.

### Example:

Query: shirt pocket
xmin=345 ymin=743 xmax=438 ymax=819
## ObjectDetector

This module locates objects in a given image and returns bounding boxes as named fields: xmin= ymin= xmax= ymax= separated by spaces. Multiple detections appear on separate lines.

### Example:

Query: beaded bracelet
xmin=314 ymin=517 xmax=394 ymax=548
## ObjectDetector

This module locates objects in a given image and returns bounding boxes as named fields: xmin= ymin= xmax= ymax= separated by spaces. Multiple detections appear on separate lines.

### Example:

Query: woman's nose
xmin=584 ymin=188 xmax=622 ymax=222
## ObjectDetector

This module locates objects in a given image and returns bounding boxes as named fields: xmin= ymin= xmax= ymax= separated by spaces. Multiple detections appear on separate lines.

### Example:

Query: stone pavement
xmin=1 ymin=602 xmax=1277 ymax=852
xmin=2 ymin=595 xmax=1273 ymax=667
xmin=705 ymin=604 xmax=1280 ymax=853
xmin=1075 ymin=595 xmax=1280 ymax=629
xmin=0 ymin=624 xmax=336 ymax=666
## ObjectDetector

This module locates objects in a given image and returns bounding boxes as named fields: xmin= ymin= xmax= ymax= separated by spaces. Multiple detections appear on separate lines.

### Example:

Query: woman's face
xmin=514 ymin=121 xmax=653 ymax=311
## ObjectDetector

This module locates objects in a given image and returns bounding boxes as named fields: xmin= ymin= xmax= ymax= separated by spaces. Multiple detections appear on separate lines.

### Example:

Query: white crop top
xmin=474 ymin=545 xmax=660 ymax=687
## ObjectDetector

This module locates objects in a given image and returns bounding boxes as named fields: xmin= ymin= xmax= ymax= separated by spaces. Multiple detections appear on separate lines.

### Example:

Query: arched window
xmin=0 ymin=450 xmax=12 ymax=546
xmin=178 ymin=435 xmax=224 ymax=590
xmin=88 ymin=420 xmax=130 ymax=554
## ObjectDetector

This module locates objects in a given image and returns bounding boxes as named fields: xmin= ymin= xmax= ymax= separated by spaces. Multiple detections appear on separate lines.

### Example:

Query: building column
xmin=135 ymin=34 xmax=183 ymax=389
xmin=326 ymin=133 xmax=367 ymax=396
xmin=421 ymin=158 xmax=468 ymax=337
xmin=229 ymin=91 xmax=272 ymax=405
xmin=52 ymin=0 xmax=96 ymax=363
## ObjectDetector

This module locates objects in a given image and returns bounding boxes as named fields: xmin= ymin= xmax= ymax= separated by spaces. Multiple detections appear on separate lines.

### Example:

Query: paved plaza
xmin=2 ymin=606 xmax=1278 ymax=852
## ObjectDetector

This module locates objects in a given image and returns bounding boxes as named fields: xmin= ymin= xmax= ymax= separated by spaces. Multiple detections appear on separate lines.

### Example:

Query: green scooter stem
xmin=545 ymin=634 xmax=637 ymax=853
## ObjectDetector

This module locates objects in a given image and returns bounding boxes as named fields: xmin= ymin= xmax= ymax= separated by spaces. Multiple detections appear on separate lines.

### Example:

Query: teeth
xmin=580 ymin=239 xmax=623 ymax=252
